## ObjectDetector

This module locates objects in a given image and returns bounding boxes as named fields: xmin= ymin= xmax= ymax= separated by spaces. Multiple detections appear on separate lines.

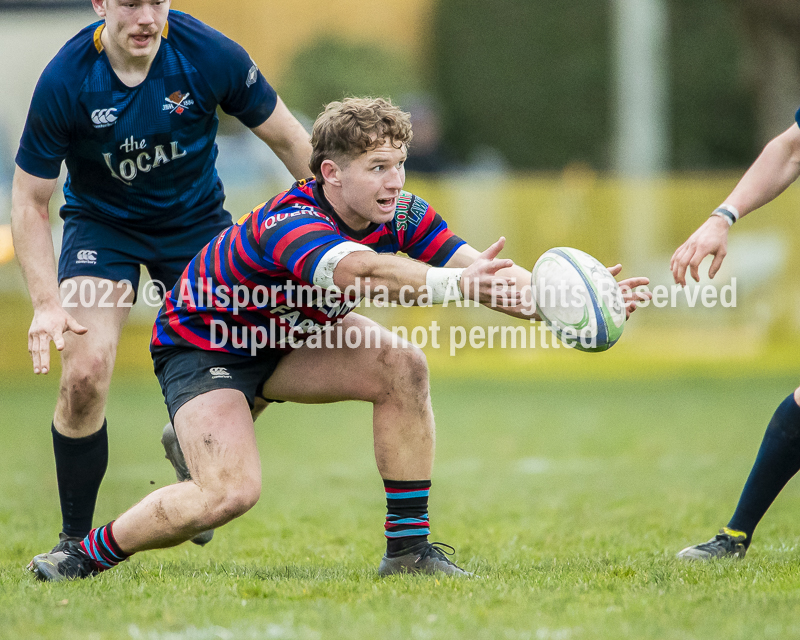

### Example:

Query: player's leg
xmin=42 ymin=215 xmax=145 ymax=552
xmin=50 ymin=276 xmax=133 ymax=547
xmin=159 ymin=399 xmax=269 ymax=545
xmin=29 ymin=389 xmax=261 ymax=581
xmin=148 ymin=212 xmax=233 ymax=546
xmin=260 ymin=314 xmax=468 ymax=576
xmin=678 ymin=385 xmax=800 ymax=560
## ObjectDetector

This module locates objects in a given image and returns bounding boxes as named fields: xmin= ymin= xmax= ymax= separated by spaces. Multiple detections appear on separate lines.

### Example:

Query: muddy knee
xmin=56 ymin=352 xmax=115 ymax=427
xmin=201 ymin=476 xmax=262 ymax=528
xmin=377 ymin=344 xmax=430 ymax=406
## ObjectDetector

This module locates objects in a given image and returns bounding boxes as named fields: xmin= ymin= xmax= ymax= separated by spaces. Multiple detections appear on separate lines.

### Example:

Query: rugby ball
xmin=532 ymin=247 xmax=625 ymax=352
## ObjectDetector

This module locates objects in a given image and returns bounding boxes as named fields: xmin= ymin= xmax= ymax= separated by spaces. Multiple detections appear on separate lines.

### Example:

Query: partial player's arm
xmin=331 ymin=238 xmax=520 ymax=307
xmin=671 ymin=122 xmax=800 ymax=285
xmin=445 ymin=244 xmax=649 ymax=320
xmin=250 ymin=98 xmax=313 ymax=181
xmin=10 ymin=166 xmax=86 ymax=375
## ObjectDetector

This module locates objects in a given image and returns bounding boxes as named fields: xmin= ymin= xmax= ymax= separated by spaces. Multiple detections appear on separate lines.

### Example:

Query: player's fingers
xmin=38 ymin=333 xmax=51 ymax=375
xmin=53 ymin=327 xmax=65 ymax=352
xmin=480 ymin=237 xmax=506 ymax=261
xmin=670 ymin=251 xmax=684 ymax=284
xmin=669 ymin=243 xmax=688 ymax=272
xmin=674 ymin=249 xmax=693 ymax=286
xmin=30 ymin=333 xmax=41 ymax=373
xmin=494 ymin=280 xmax=522 ymax=304
xmin=625 ymin=293 xmax=651 ymax=317
xmin=606 ymin=264 xmax=622 ymax=276
xmin=619 ymin=277 xmax=650 ymax=289
xmin=688 ymin=252 xmax=706 ymax=283
xmin=485 ymin=258 xmax=515 ymax=273
xmin=66 ymin=315 xmax=89 ymax=336
xmin=708 ymin=251 xmax=726 ymax=279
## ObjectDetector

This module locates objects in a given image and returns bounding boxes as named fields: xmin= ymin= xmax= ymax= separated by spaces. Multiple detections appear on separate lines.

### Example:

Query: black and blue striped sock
xmin=80 ymin=521 xmax=129 ymax=571
xmin=384 ymin=479 xmax=430 ymax=557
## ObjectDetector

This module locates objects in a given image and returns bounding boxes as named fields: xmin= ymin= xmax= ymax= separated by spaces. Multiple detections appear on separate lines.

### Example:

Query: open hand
xmin=28 ymin=304 xmax=87 ymax=374
xmin=461 ymin=237 xmax=522 ymax=307
xmin=607 ymin=264 xmax=652 ymax=319
xmin=670 ymin=216 xmax=729 ymax=286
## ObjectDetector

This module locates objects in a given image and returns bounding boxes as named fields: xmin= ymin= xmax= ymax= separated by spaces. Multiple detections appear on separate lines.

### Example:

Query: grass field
xmin=2 ymin=371 xmax=800 ymax=639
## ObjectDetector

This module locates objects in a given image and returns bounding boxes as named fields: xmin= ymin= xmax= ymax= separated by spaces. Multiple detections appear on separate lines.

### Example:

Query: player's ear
xmin=91 ymin=0 xmax=107 ymax=19
xmin=320 ymin=159 xmax=342 ymax=187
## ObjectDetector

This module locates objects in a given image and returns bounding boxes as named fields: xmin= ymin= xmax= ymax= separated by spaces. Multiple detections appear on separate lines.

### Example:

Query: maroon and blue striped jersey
xmin=151 ymin=179 xmax=466 ymax=356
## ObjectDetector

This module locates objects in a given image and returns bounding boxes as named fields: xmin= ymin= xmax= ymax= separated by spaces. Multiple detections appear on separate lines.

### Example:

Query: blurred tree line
xmin=280 ymin=0 xmax=800 ymax=172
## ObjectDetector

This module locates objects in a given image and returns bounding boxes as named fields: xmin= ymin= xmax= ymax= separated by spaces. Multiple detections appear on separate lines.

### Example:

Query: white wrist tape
xmin=313 ymin=242 xmax=376 ymax=291
xmin=425 ymin=267 xmax=464 ymax=304
xmin=711 ymin=203 xmax=740 ymax=227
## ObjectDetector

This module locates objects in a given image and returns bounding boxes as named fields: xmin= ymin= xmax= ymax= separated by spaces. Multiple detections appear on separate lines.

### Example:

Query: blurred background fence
xmin=1 ymin=0 xmax=799 ymax=380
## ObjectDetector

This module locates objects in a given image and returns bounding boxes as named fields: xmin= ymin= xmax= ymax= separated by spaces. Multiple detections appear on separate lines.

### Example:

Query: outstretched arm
xmin=671 ymin=123 xmax=800 ymax=285
xmin=332 ymin=237 xmax=520 ymax=307
xmin=250 ymin=97 xmax=313 ymax=181
xmin=10 ymin=166 xmax=87 ymax=374
xmin=445 ymin=244 xmax=649 ymax=320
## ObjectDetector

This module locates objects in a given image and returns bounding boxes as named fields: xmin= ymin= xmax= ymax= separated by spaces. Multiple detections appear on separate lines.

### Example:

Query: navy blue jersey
xmin=16 ymin=10 xmax=278 ymax=231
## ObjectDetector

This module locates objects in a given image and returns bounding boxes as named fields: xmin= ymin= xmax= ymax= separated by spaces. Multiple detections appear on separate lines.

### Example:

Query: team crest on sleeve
xmin=163 ymin=91 xmax=194 ymax=114
xmin=246 ymin=58 xmax=258 ymax=88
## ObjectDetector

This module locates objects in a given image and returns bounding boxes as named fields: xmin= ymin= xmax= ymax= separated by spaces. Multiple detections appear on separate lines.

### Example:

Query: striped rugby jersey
xmin=151 ymin=179 xmax=466 ymax=355
xmin=16 ymin=10 xmax=277 ymax=231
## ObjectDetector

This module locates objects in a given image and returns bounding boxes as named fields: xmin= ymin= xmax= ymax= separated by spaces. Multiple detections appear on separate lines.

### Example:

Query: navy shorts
xmin=152 ymin=346 xmax=287 ymax=423
xmin=58 ymin=211 xmax=231 ymax=295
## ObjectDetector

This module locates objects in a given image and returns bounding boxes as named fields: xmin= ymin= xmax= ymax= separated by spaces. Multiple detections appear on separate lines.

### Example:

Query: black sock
xmin=727 ymin=394 xmax=800 ymax=546
xmin=383 ymin=479 xmax=430 ymax=557
xmin=52 ymin=420 xmax=109 ymax=538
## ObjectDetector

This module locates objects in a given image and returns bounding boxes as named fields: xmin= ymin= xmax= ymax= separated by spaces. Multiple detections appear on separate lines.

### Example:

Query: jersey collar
xmin=312 ymin=180 xmax=380 ymax=241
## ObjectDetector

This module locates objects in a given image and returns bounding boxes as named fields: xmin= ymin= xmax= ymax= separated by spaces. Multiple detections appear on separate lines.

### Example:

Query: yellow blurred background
xmin=180 ymin=0 xmax=434 ymax=87
xmin=0 ymin=1 xmax=798 ymax=382
xmin=3 ymin=173 xmax=799 ymax=380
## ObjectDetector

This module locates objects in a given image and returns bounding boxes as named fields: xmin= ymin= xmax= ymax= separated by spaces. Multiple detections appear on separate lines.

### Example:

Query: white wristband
xmin=719 ymin=203 xmax=740 ymax=221
xmin=710 ymin=203 xmax=740 ymax=227
xmin=425 ymin=267 xmax=464 ymax=304
xmin=710 ymin=210 xmax=734 ymax=227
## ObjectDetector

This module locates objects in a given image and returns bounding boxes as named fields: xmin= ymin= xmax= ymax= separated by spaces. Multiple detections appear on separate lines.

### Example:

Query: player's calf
xmin=161 ymin=422 xmax=214 ymax=545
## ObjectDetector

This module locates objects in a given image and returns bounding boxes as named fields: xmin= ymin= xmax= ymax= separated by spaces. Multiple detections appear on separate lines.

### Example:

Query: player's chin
xmin=373 ymin=203 xmax=396 ymax=224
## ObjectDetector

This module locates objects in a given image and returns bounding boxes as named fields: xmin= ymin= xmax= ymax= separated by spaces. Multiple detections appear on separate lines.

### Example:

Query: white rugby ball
xmin=532 ymin=247 xmax=625 ymax=352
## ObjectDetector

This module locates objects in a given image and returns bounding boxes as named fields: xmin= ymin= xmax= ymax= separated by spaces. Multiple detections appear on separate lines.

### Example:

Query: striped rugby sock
xmin=384 ymin=479 xmax=431 ymax=557
xmin=80 ymin=521 xmax=129 ymax=571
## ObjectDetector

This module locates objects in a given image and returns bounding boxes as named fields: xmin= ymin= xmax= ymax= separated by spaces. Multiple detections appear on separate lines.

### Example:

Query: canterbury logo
xmin=91 ymin=108 xmax=118 ymax=127
xmin=75 ymin=250 xmax=97 ymax=264
xmin=209 ymin=367 xmax=232 ymax=379
xmin=246 ymin=61 xmax=258 ymax=88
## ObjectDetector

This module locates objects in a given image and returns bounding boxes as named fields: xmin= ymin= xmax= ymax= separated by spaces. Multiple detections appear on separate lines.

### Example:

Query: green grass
xmin=2 ymin=373 xmax=800 ymax=639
